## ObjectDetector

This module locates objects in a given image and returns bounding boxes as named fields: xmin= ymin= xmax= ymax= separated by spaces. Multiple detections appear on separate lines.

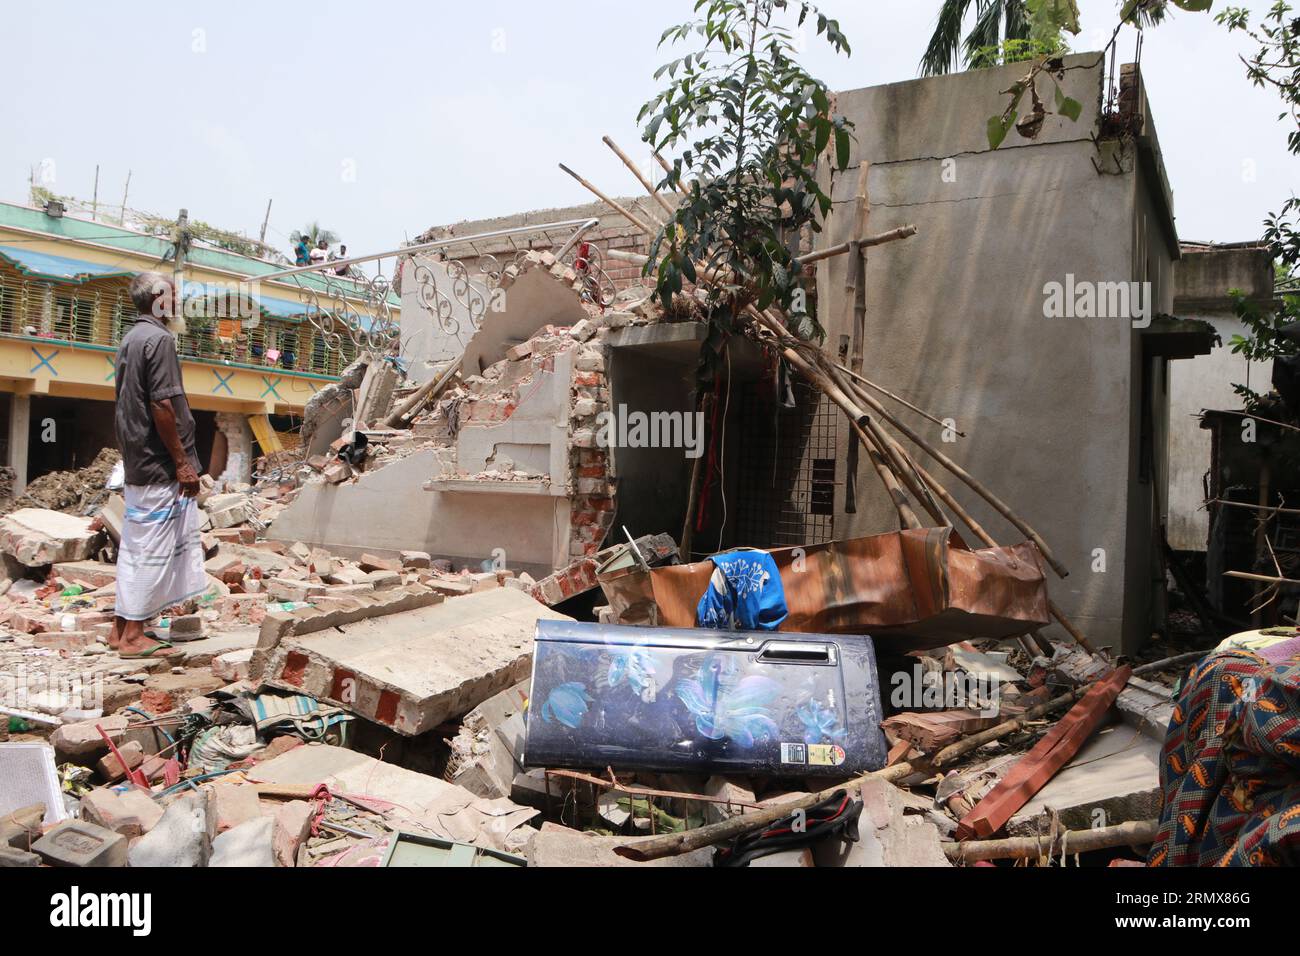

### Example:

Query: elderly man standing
xmin=108 ymin=272 xmax=207 ymax=658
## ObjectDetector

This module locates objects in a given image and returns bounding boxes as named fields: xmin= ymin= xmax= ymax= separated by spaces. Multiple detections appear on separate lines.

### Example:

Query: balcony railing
xmin=0 ymin=267 xmax=359 ymax=377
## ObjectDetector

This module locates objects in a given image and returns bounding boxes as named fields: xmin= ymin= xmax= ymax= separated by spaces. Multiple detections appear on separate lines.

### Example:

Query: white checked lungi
xmin=115 ymin=482 xmax=208 ymax=622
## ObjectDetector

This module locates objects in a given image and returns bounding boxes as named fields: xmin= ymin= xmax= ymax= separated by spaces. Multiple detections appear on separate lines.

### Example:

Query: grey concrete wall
xmin=818 ymin=55 xmax=1175 ymax=653
xmin=1167 ymin=246 xmax=1274 ymax=552
xmin=269 ymin=448 xmax=565 ymax=576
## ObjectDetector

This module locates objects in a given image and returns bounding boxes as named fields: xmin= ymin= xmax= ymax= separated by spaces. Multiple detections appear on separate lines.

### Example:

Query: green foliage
xmin=1218 ymin=3 xmax=1300 ymax=158
xmin=1226 ymin=276 xmax=1298 ymax=408
xmin=291 ymin=222 xmax=341 ymax=249
xmin=920 ymin=0 xmax=1031 ymax=77
xmin=639 ymin=0 xmax=853 ymax=342
xmin=1216 ymin=4 xmax=1300 ymax=400
xmin=1026 ymin=0 xmax=1081 ymax=41
xmin=969 ymin=36 xmax=1070 ymax=70
xmin=979 ymin=0 xmax=1210 ymax=150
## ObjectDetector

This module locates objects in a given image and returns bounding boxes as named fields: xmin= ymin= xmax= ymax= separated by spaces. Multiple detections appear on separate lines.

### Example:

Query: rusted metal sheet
xmin=598 ymin=527 xmax=1051 ymax=651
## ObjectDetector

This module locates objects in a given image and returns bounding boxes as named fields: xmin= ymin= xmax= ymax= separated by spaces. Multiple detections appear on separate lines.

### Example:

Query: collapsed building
xmin=1 ymin=55 xmax=1296 ymax=871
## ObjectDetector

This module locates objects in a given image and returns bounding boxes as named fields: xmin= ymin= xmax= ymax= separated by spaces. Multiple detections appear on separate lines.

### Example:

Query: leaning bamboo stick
xmin=827 ymin=364 xmax=948 ymax=524
xmin=604 ymin=136 xmax=677 ymax=218
xmin=785 ymin=324 xmax=1070 ymax=579
xmin=835 ymin=361 xmax=965 ymax=436
xmin=946 ymin=819 xmax=1157 ymax=862
xmin=558 ymin=163 xmax=659 ymax=236
xmin=1226 ymin=570 xmax=1300 ymax=586
xmin=385 ymin=361 xmax=458 ymax=428
xmin=837 ymin=377 xmax=1094 ymax=652
xmin=931 ymin=683 xmax=1092 ymax=768
xmin=653 ymin=152 xmax=691 ymax=196
xmin=778 ymin=337 xmax=921 ymax=529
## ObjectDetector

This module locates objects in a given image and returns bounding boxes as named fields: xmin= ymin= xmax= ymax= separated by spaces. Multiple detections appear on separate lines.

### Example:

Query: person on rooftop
xmin=332 ymin=244 xmax=350 ymax=276
xmin=293 ymin=236 xmax=311 ymax=266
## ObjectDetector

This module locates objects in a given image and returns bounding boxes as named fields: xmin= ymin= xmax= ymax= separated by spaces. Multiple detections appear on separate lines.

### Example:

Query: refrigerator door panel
xmin=524 ymin=621 xmax=888 ymax=776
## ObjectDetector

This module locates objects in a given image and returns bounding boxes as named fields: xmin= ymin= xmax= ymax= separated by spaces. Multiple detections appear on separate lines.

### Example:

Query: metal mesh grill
xmin=733 ymin=377 xmax=838 ymax=549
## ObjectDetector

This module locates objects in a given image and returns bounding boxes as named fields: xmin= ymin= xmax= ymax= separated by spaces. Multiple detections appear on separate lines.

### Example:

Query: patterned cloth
xmin=696 ymin=549 xmax=787 ymax=631
xmin=1148 ymin=649 xmax=1300 ymax=867
xmin=115 ymin=482 xmax=208 ymax=622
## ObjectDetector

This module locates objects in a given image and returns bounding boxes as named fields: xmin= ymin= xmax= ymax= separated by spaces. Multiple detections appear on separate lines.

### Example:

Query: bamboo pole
xmin=1226 ymin=570 xmax=1300 ymax=586
xmin=835 ymin=361 xmax=964 ymax=436
xmin=384 ymin=361 xmax=458 ymax=428
xmin=777 ymin=337 xmax=921 ymax=529
xmin=826 ymin=364 xmax=948 ymax=525
xmin=946 ymin=819 xmax=1157 ymax=862
xmin=837 ymin=376 xmax=1093 ymax=653
xmin=797 ymin=331 xmax=1070 ymax=579
xmin=794 ymin=225 xmax=919 ymax=265
xmin=931 ymin=684 xmax=1090 ymax=768
xmin=558 ymin=163 xmax=658 ymax=237
xmin=841 ymin=164 xmax=871 ymax=514
xmin=653 ymin=152 xmax=691 ymax=196
xmin=603 ymin=136 xmax=676 ymax=218
xmin=679 ymin=392 xmax=713 ymax=561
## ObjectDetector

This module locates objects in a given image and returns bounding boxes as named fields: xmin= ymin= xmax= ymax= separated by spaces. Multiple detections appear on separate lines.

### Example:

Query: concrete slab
xmin=264 ymin=588 xmax=572 ymax=736
xmin=813 ymin=778 xmax=950 ymax=867
xmin=175 ymin=627 xmax=259 ymax=667
xmin=248 ymin=743 xmax=464 ymax=813
xmin=52 ymin=561 xmax=118 ymax=590
xmin=0 ymin=509 xmax=99 ymax=566
xmin=1008 ymin=721 xmax=1162 ymax=836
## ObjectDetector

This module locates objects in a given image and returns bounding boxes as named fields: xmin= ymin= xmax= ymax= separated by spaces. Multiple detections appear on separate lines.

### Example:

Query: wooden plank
xmin=882 ymin=710 xmax=999 ymax=751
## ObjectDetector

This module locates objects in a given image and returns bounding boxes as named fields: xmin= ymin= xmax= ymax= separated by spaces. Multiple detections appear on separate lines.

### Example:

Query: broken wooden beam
xmin=954 ymin=665 xmax=1133 ymax=840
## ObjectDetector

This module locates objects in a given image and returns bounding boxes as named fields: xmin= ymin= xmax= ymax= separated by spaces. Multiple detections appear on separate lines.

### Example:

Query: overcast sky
xmin=7 ymin=1 xmax=1294 ymax=263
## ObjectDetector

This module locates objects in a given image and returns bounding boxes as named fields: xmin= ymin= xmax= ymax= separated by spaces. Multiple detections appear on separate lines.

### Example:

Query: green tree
xmin=640 ymin=0 xmax=853 ymax=343
xmin=980 ymin=1 xmax=1206 ymax=149
xmin=1218 ymin=2 xmax=1300 ymax=405
xmin=920 ymin=0 xmax=1181 ymax=79
xmin=919 ymin=0 xmax=1032 ymax=77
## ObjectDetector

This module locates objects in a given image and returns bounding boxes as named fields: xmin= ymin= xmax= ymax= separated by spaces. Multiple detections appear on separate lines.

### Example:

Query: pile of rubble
xmin=0 ymin=457 xmax=1194 ymax=868
xmin=0 ymin=448 xmax=122 ymax=517
xmin=0 ymin=265 xmax=1205 ymax=870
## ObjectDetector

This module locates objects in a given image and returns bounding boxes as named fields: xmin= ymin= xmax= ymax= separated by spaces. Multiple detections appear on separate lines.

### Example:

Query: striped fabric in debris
xmin=250 ymin=690 xmax=350 ymax=740
xmin=1148 ymin=650 xmax=1300 ymax=867
xmin=115 ymin=482 xmax=208 ymax=622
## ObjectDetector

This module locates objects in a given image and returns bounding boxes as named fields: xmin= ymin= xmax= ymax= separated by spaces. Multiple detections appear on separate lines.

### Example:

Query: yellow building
xmin=0 ymin=200 xmax=397 ymax=491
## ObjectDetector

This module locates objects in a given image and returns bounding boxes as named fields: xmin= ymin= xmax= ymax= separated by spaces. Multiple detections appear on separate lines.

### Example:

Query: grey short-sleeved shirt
xmin=114 ymin=314 xmax=200 ymax=486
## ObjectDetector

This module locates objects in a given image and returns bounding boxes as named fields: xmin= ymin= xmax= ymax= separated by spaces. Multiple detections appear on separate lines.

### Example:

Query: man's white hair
xmin=129 ymin=272 xmax=171 ymax=316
